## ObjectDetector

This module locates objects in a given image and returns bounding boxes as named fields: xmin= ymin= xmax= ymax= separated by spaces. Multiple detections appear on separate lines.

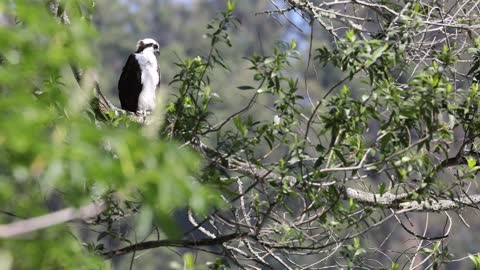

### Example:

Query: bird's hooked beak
xmin=154 ymin=48 xmax=160 ymax=56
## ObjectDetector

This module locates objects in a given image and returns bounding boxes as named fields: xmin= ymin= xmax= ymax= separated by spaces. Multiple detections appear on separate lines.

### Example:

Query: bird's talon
xmin=136 ymin=110 xmax=151 ymax=116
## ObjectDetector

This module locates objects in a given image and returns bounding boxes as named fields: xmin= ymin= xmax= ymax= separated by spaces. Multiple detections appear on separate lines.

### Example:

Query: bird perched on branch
xmin=118 ymin=38 xmax=161 ymax=115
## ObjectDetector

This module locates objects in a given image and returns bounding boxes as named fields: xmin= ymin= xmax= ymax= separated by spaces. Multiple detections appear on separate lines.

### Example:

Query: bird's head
xmin=135 ymin=38 xmax=160 ymax=55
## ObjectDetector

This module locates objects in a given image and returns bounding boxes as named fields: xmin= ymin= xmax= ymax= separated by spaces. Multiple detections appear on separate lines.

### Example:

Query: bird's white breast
xmin=135 ymin=51 xmax=159 ymax=112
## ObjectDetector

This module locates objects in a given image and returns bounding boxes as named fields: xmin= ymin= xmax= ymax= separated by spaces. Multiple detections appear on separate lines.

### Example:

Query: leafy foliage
xmin=0 ymin=1 xmax=218 ymax=268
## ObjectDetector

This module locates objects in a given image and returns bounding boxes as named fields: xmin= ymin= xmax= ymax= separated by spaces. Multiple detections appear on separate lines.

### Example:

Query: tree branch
xmin=0 ymin=202 xmax=105 ymax=238
xmin=195 ymin=141 xmax=480 ymax=212
xmin=103 ymin=232 xmax=249 ymax=258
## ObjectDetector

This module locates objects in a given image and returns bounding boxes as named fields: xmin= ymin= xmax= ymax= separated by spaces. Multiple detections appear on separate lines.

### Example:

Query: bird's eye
xmin=153 ymin=44 xmax=159 ymax=50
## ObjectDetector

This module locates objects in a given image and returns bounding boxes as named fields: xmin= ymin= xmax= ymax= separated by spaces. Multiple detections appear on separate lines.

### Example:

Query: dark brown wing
xmin=157 ymin=63 xmax=161 ymax=87
xmin=118 ymin=54 xmax=142 ymax=112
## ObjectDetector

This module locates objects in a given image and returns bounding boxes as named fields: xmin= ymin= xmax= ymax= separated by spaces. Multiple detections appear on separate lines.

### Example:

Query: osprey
xmin=118 ymin=38 xmax=161 ymax=115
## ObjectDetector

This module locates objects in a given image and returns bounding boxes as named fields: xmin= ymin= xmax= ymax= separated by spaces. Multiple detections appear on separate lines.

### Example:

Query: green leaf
xmin=156 ymin=211 xmax=182 ymax=239
xmin=237 ymin=85 xmax=255 ymax=90
xmin=264 ymin=57 xmax=275 ymax=65
xmin=334 ymin=149 xmax=348 ymax=165
xmin=467 ymin=156 xmax=477 ymax=171
xmin=227 ymin=0 xmax=237 ymax=13
xmin=469 ymin=254 xmax=480 ymax=269
xmin=346 ymin=29 xmax=356 ymax=42
xmin=184 ymin=253 xmax=196 ymax=270
xmin=291 ymin=39 xmax=296 ymax=49
xmin=379 ymin=183 xmax=386 ymax=196
xmin=233 ymin=116 xmax=248 ymax=137
xmin=349 ymin=198 xmax=354 ymax=209
xmin=314 ymin=156 xmax=324 ymax=168
xmin=353 ymin=237 xmax=360 ymax=248
xmin=364 ymin=44 xmax=388 ymax=67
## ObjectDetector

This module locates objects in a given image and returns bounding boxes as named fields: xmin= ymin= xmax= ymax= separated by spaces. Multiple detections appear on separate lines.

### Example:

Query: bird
xmin=118 ymin=38 xmax=161 ymax=115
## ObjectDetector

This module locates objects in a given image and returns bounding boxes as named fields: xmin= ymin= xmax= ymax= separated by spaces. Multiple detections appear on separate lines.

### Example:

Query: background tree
xmin=3 ymin=0 xmax=480 ymax=269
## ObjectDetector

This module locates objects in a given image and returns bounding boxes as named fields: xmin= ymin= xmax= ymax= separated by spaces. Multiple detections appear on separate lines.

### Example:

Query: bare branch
xmin=103 ymin=232 xmax=249 ymax=258
xmin=0 ymin=202 xmax=105 ymax=238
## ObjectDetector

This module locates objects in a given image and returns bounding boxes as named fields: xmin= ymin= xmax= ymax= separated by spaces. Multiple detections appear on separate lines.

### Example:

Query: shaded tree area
xmin=3 ymin=0 xmax=480 ymax=269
